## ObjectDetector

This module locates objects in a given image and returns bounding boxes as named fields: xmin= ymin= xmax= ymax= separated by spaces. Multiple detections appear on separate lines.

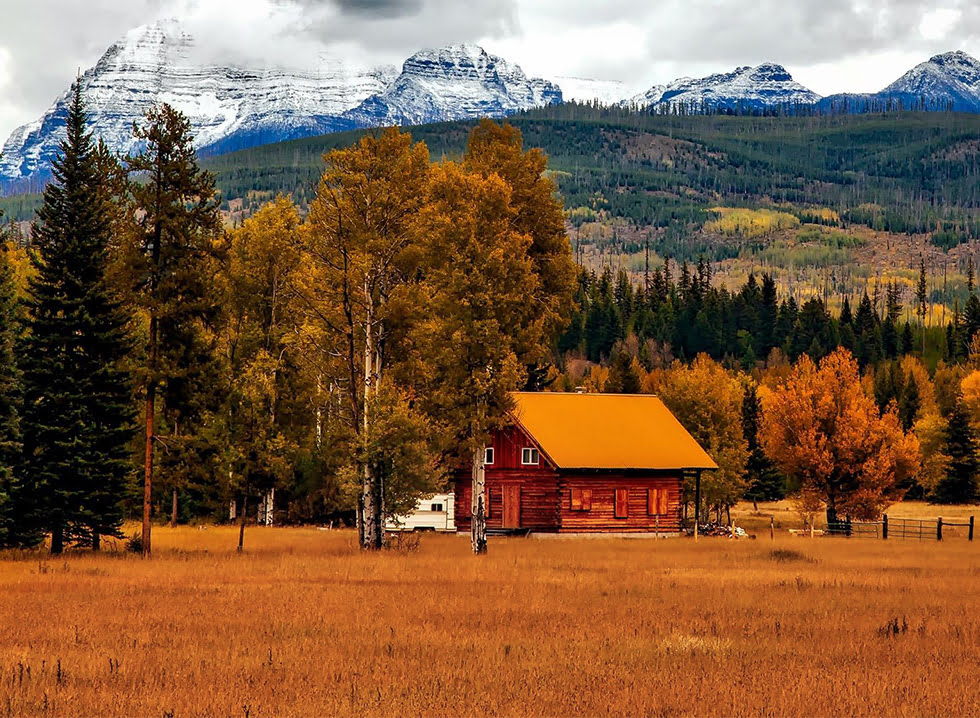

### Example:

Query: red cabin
xmin=454 ymin=392 xmax=717 ymax=535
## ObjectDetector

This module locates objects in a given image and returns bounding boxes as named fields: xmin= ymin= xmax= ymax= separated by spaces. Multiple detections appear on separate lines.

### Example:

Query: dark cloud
xmin=332 ymin=0 xmax=423 ymax=17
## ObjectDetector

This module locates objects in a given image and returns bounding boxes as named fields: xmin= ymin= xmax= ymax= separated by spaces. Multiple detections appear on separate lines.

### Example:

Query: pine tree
xmin=605 ymin=349 xmax=641 ymax=393
xmin=20 ymin=84 xmax=134 ymax=553
xmin=900 ymin=322 xmax=914 ymax=356
xmin=916 ymin=255 xmax=927 ymax=355
xmin=898 ymin=374 xmax=921 ymax=431
xmin=963 ymin=294 xmax=980 ymax=351
xmin=936 ymin=396 xmax=980 ymax=504
xmin=838 ymin=296 xmax=855 ymax=352
xmin=0 ymin=236 xmax=22 ymax=547
xmin=125 ymin=104 xmax=222 ymax=556
xmin=742 ymin=382 xmax=784 ymax=504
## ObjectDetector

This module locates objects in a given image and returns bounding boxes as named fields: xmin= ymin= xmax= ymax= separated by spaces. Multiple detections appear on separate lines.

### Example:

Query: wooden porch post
xmin=694 ymin=470 xmax=701 ymax=542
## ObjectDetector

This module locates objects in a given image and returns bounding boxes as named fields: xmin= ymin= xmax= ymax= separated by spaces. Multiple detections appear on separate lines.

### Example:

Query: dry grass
xmin=2 ymin=525 xmax=980 ymax=717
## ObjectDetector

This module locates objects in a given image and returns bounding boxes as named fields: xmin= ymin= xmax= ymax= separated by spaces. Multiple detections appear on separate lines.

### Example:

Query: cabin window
xmin=615 ymin=488 xmax=629 ymax=518
xmin=430 ymin=503 xmax=443 ymax=512
xmin=484 ymin=447 xmax=495 ymax=465
xmin=521 ymin=447 xmax=540 ymax=465
xmin=647 ymin=489 xmax=669 ymax=516
xmin=570 ymin=487 xmax=592 ymax=511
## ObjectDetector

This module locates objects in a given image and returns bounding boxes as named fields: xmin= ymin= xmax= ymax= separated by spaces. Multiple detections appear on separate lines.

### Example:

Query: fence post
xmin=882 ymin=514 xmax=888 ymax=540
xmin=937 ymin=517 xmax=943 ymax=542
xmin=970 ymin=516 xmax=975 ymax=542
xmin=770 ymin=516 xmax=774 ymax=541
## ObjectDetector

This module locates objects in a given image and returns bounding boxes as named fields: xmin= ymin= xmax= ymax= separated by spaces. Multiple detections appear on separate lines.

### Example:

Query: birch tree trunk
xmin=264 ymin=488 xmax=275 ymax=526
xmin=360 ymin=282 xmax=382 ymax=550
xmin=471 ymin=447 xmax=487 ymax=554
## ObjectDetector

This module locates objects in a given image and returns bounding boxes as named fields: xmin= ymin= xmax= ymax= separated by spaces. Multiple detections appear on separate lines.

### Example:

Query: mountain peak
xmin=928 ymin=50 xmax=979 ymax=65
xmin=878 ymin=49 xmax=980 ymax=110
xmin=350 ymin=43 xmax=560 ymax=127
xmin=626 ymin=61 xmax=819 ymax=110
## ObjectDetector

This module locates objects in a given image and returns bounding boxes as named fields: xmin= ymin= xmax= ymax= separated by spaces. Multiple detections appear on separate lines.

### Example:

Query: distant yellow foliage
xmin=705 ymin=207 xmax=801 ymax=239
xmin=567 ymin=206 xmax=598 ymax=222
xmin=806 ymin=207 xmax=841 ymax=224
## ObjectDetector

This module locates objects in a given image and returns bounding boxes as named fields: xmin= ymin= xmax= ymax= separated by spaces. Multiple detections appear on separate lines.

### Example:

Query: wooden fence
xmin=827 ymin=515 xmax=975 ymax=541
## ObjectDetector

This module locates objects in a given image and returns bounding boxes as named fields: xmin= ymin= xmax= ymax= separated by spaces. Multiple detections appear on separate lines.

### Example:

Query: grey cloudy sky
xmin=2 ymin=0 xmax=980 ymax=141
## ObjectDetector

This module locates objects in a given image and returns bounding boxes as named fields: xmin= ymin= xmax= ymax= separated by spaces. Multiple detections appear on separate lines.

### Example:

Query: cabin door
xmin=502 ymin=485 xmax=521 ymax=528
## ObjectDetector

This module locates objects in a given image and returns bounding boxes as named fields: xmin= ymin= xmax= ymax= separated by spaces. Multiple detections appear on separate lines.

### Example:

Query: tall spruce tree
xmin=20 ymin=84 xmax=134 ymax=553
xmin=742 ymin=382 xmax=784 ymax=505
xmin=0 ymin=226 xmax=22 ymax=547
xmin=935 ymin=395 xmax=980 ymax=504
xmin=125 ymin=103 xmax=221 ymax=556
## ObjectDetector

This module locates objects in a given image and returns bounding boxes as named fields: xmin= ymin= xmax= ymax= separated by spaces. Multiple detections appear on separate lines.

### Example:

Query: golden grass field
xmin=2 ymin=516 xmax=980 ymax=717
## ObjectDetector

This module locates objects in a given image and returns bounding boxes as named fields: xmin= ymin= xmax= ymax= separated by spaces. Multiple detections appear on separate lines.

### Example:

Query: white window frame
xmin=484 ymin=447 xmax=495 ymax=465
xmin=521 ymin=447 xmax=540 ymax=465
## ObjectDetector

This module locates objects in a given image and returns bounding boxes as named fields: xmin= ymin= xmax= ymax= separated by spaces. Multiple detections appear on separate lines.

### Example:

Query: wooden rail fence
xmin=827 ymin=515 xmax=975 ymax=541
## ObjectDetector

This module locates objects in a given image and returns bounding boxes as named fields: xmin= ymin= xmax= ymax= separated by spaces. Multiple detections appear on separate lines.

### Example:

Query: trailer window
xmin=570 ymin=487 xmax=592 ymax=511
xmin=521 ymin=447 xmax=539 ymax=465
xmin=430 ymin=503 xmax=443 ymax=512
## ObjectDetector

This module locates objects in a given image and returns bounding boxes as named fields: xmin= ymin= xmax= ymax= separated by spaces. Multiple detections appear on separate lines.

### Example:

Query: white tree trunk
xmin=360 ymin=281 xmax=382 ymax=550
xmin=259 ymin=488 xmax=275 ymax=526
xmin=471 ymin=447 xmax=487 ymax=554
xmin=314 ymin=375 xmax=323 ymax=451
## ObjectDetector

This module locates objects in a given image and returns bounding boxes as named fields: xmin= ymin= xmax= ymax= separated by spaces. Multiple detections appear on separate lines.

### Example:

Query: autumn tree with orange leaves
xmin=760 ymin=348 xmax=920 ymax=522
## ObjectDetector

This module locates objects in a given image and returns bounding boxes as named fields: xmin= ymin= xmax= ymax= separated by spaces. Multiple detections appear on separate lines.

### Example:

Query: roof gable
xmin=510 ymin=392 xmax=718 ymax=471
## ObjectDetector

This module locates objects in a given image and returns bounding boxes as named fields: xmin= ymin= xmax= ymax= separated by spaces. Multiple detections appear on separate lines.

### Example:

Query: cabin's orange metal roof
xmin=510 ymin=392 xmax=718 ymax=471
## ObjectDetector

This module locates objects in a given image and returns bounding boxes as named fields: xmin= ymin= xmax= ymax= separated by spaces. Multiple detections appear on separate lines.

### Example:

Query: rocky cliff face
xmin=347 ymin=44 xmax=561 ymax=127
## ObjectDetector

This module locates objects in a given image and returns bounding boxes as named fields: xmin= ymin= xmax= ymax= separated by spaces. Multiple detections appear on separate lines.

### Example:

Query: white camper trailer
xmin=385 ymin=493 xmax=456 ymax=532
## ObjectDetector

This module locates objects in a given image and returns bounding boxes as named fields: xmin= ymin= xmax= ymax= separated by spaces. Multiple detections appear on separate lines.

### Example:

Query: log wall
xmin=558 ymin=474 xmax=683 ymax=533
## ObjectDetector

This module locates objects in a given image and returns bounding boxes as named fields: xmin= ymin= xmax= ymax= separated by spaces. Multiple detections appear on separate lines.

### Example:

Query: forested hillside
xmin=205 ymin=106 xmax=980 ymax=238
xmin=191 ymin=107 xmax=980 ymax=311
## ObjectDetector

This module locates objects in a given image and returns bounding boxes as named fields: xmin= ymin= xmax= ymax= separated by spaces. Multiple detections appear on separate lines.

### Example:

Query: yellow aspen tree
xmin=409 ymin=163 xmax=540 ymax=554
xmin=298 ymin=128 xmax=429 ymax=550
xmin=760 ymin=348 xmax=920 ymax=522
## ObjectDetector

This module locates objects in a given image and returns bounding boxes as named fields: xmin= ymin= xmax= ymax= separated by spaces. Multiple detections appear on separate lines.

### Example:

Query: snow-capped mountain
xmin=625 ymin=63 xmax=821 ymax=110
xmin=347 ymin=44 xmax=561 ymax=127
xmin=8 ymin=18 xmax=980 ymax=194
xmin=0 ymin=23 xmax=561 ymax=188
xmin=818 ymin=51 xmax=980 ymax=113
xmin=0 ymin=19 xmax=398 ymax=185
